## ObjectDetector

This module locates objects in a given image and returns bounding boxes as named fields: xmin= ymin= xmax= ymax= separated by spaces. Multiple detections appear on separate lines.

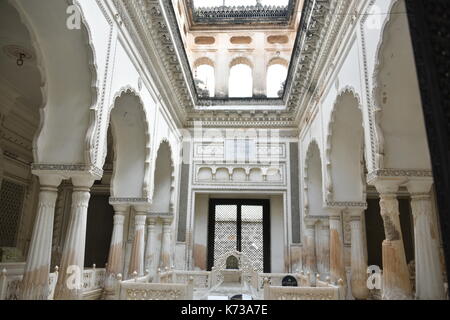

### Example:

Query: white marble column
xmin=20 ymin=175 xmax=62 ymax=300
xmin=145 ymin=217 xmax=158 ymax=278
xmin=54 ymin=177 xmax=94 ymax=300
xmin=304 ymin=218 xmax=317 ymax=278
xmin=407 ymin=180 xmax=445 ymax=300
xmin=348 ymin=208 xmax=369 ymax=300
xmin=160 ymin=217 xmax=173 ymax=269
xmin=104 ymin=205 xmax=127 ymax=298
xmin=317 ymin=218 xmax=330 ymax=276
xmin=329 ymin=209 xmax=347 ymax=285
xmin=128 ymin=210 xmax=147 ymax=278
xmin=374 ymin=180 xmax=412 ymax=300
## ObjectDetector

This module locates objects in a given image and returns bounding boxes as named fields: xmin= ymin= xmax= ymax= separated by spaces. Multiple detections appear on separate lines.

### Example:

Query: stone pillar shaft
xmin=318 ymin=219 xmax=330 ymax=276
xmin=106 ymin=211 xmax=126 ymax=275
xmin=160 ymin=218 xmax=173 ymax=269
xmin=408 ymin=180 xmax=445 ymax=300
xmin=375 ymin=180 xmax=412 ymax=300
xmin=329 ymin=210 xmax=346 ymax=285
xmin=128 ymin=213 xmax=147 ymax=277
xmin=145 ymin=217 xmax=158 ymax=278
xmin=349 ymin=209 xmax=369 ymax=300
xmin=21 ymin=177 xmax=61 ymax=300
xmin=103 ymin=207 xmax=126 ymax=299
xmin=54 ymin=182 xmax=92 ymax=300
xmin=304 ymin=218 xmax=317 ymax=276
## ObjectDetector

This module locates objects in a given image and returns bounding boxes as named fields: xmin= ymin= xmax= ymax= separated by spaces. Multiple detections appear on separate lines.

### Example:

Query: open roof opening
xmin=172 ymin=0 xmax=305 ymax=106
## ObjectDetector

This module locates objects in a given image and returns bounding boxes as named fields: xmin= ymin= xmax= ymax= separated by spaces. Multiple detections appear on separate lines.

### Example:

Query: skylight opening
xmin=172 ymin=0 xmax=304 ymax=104
xmin=193 ymin=0 xmax=290 ymax=8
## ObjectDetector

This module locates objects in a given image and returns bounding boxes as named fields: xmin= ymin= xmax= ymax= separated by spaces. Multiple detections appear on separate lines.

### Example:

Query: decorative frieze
xmin=31 ymin=164 xmax=103 ymax=179
xmin=367 ymin=169 xmax=433 ymax=183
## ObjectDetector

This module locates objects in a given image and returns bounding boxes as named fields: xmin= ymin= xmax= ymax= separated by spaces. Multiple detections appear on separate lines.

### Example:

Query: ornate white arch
xmin=10 ymin=0 xmax=100 ymax=165
xmin=303 ymin=139 xmax=323 ymax=217
xmin=370 ymin=0 xmax=402 ymax=170
xmin=107 ymin=87 xmax=152 ymax=199
xmin=324 ymin=87 xmax=366 ymax=202
xmin=151 ymin=138 xmax=176 ymax=213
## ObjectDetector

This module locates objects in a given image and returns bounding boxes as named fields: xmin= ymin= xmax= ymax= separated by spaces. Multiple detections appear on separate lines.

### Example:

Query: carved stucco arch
xmin=324 ymin=87 xmax=366 ymax=202
xmin=267 ymin=57 xmax=289 ymax=69
xmin=370 ymin=0 xmax=402 ymax=170
xmin=108 ymin=87 xmax=152 ymax=199
xmin=11 ymin=0 xmax=99 ymax=166
xmin=230 ymin=56 xmax=254 ymax=69
xmin=151 ymin=138 xmax=176 ymax=214
xmin=303 ymin=139 xmax=324 ymax=217
xmin=194 ymin=57 xmax=215 ymax=69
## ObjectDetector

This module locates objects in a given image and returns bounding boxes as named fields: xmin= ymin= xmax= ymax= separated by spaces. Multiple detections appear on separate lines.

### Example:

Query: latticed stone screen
xmin=213 ymin=204 xmax=264 ymax=272
xmin=213 ymin=205 xmax=237 ymax=269
xmin=241 ymin=205 xmax=264 ymax=272
xmin=0 ymin=180 xmax=25 ymax=247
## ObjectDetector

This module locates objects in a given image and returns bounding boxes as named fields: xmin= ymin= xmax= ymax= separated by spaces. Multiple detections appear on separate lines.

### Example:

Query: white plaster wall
xmin=192 ymin=194 xmax=209 ymax=271
xmin=270 ymin=195 xmax=285 ymax=273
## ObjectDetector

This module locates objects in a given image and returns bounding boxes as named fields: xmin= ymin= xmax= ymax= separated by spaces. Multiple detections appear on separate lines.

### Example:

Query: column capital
xmin=37 ymin=174 xmax=63 ymax=188
xmin=406 ymin=178 xmax=433 ymax=196
xmin=113 ymin=214 xmax=125 ymax=225
xmin=162 ymin=216 xmax=174 ymax=225
xmin=134 ymin=214 xmax=147 ymax=226
xmin=112 ymin=204 xmax=129 ymax=214
xmin=373 ymin=178 xmax=403 ymax=195
xmin=320 ymin=218 xmax=330 ymax=228
xmin=147 ymin=216 xmax=158 ymax=225
xmin=304 ymin=217 xmax=318 ymax=228
xmin=133 ymin=203 xmax=151 ymax=214
xmin=346 ymin=207 xmax=365 ymax=220
xmin=326 ymin=207 xmax=343 ymax=218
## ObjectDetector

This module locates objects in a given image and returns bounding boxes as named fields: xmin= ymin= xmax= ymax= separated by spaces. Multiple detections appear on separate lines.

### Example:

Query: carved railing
xmin=263 ymin=278 xmax=344 ymax=300
xmin=82 ymin=265 xmax=106 ymax=293
xmin=297 ymin=270 xmax=312 ymax=287
xmin=256 ymin=273 xmax=301 ymax=291
xmin=0 ymin=263 xmax=25 ymax=300
xmin=158 ymin=268 xmax=211 ymax=289
xmin=115 ymin=271 xmax=194 ymax=300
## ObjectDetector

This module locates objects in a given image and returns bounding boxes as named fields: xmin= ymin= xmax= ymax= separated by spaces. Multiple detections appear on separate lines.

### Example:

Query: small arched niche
xmin=267 ymin=35 xmax=289 ymax=44
xmin=230 ymin=36 xmax=252 ymax=45
xmin=195 ymin=36 xmax=215 ymax=45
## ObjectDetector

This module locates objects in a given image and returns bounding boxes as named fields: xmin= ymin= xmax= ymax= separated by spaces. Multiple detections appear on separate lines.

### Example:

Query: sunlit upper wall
xmin=192 ymin=0 xmax=290 ymax=8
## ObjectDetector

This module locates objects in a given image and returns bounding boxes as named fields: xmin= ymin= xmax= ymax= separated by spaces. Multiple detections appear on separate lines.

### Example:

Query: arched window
xmin=194 ymin=58 xmax=215 ymax=97
xmin=267 ymin=59 xmax=288 ymax=98
xmin=229 ymin=58 xmax=253 ymax=98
